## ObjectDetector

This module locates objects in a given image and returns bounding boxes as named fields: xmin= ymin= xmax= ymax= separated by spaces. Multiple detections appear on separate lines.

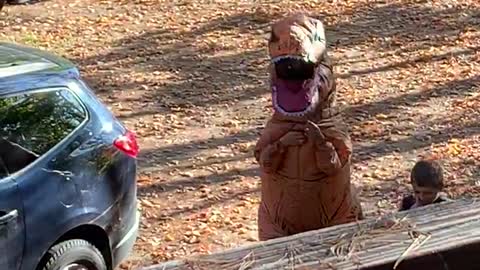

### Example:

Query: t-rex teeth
xmin=271 ymin=55 xmax=305 ymax=63
xmin=311 ymin=89 xmax=319 ymax=106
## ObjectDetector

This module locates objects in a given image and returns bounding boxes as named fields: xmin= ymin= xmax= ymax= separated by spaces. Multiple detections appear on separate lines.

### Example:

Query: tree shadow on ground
xmin=136 ymin=73 xmax=479 ymax=178
xmin=328 ymin=3 xmax=479 ymax=81
xmin=353 ymin=119 xmax=479 ymax=163
xmin=343 ymin=75 xmax=480 ymax=124
xmin=79 ymin=44 xmax=267 ymax=118
xmin=156 ymin=186 xmax=260 ymax=220
xmin=337 ymin=46 xmax=479 ymax=79
xmin=139 ymin=127 xmax=259 ymax=170
xmin=329 ymin=3 xmax=480 ymax=50
xmin=139 ymin=167 xmax=258 ymax=195
xmin=73 ymin=2 xmax=479 ymax=121
xmin=137 ymin=115 xmax=479 ymax=199
xmin=72 ymin=11 xmax=282 ymax=118
xmin=69 ymin=2 xmax=479 ymax=200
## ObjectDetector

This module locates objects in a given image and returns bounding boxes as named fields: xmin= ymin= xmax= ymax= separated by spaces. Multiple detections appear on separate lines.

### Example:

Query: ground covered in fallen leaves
xmin=1 ymin=0 xmax=479 ymax=269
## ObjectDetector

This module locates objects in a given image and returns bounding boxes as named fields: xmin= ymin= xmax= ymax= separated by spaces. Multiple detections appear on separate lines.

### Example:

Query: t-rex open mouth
xmin=271 ymin=57 xmax=320 ymax=116
xmin=267 ymin=13 xmax=328 ymax=118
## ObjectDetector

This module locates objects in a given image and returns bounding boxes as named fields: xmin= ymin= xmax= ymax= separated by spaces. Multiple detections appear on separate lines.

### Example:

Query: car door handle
xmin=0 ymin=209 xmax=18 ymax=225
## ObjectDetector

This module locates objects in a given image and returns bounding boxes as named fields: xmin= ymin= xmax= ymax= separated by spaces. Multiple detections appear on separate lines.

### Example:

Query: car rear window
xmin=0 ymin=89 xmax=87 ymax=177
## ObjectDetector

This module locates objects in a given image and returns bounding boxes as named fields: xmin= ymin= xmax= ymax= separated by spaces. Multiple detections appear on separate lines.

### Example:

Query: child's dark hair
xmin=410 ymin=160 xmax=444 ymax=189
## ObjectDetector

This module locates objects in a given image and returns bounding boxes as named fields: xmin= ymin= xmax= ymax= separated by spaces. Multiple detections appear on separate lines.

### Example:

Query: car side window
xmin=0 ymin=89 xmax=87 ymax=177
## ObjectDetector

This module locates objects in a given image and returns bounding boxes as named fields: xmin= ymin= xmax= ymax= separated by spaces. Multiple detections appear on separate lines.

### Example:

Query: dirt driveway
xmin=1 ymin=0 xmax=479 ymax=269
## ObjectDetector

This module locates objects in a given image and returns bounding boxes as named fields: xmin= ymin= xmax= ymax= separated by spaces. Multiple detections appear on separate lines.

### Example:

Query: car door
xmin=0 ymin=177 xmax=25 ymax=270
xmin=0 ymin=88 xmax=89 ymax=270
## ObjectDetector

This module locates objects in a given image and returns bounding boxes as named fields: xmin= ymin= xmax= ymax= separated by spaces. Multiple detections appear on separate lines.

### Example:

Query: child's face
xmin=413 ymin=183 xmax=440 ymax=206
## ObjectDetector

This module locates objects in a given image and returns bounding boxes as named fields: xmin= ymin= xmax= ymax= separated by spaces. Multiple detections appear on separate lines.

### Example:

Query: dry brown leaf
xmin=6 ymin=0 xmax=478 ymax=268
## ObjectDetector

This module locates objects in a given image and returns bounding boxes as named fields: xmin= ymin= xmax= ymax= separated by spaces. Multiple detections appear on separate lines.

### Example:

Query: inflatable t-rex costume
xmin=255 ymin=14 xmax=363 ymax=241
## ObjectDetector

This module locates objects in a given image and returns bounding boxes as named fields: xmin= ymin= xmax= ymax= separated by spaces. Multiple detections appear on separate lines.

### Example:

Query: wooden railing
xmin=144 ymin=198 xmax=480 ymax=270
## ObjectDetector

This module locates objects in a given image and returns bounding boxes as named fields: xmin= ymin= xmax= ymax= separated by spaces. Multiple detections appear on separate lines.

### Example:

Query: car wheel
xmin=40 ymin=239 xmax=107 ymax=270
xmin=7 ymin=0 xmax=31 ymax=4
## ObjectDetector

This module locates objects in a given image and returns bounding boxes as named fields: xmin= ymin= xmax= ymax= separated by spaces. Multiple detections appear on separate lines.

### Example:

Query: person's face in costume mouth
xmin=271 ymin=56 xmax=319 ymax=117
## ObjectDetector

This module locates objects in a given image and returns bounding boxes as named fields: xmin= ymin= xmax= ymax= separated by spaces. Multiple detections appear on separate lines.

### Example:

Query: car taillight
xmin=114 ymin=130 xmax=139 ymax=158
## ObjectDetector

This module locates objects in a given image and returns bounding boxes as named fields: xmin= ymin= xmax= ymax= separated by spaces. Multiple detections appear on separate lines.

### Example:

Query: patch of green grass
xmin=21 ymin=32 xmax=40 ymax=46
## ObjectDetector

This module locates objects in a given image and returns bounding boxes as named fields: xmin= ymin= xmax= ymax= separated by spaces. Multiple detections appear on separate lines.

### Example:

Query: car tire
xmin=40 ymin=239 xmax=107 ymax=270
xmin=7 ymin=0 xmax=31 ymax=4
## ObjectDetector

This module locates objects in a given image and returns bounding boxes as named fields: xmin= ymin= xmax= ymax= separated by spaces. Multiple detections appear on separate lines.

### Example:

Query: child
xmin=399 ymin=160 xmax=451 ymax=211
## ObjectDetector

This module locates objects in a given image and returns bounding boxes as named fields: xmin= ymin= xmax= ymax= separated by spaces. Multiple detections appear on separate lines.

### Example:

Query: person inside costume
xmin=254 ymin=13 xmax=363 ymax=241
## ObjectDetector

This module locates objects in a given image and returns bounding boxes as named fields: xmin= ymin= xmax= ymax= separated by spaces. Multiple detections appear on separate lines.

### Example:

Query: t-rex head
xmin=268 ymin=14 xmax=332 ymax=118
xmin=268 ymin=13 xmax=326 ymax=64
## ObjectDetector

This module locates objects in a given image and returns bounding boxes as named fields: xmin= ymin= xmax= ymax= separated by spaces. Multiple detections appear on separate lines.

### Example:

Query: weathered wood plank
xmin=143 ymin=199 xmax=480 ymax=270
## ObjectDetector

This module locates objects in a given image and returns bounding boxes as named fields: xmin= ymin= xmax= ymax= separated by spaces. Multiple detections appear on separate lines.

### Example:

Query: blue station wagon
xmin=0 ymin=42 xmax=140 ymax=270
